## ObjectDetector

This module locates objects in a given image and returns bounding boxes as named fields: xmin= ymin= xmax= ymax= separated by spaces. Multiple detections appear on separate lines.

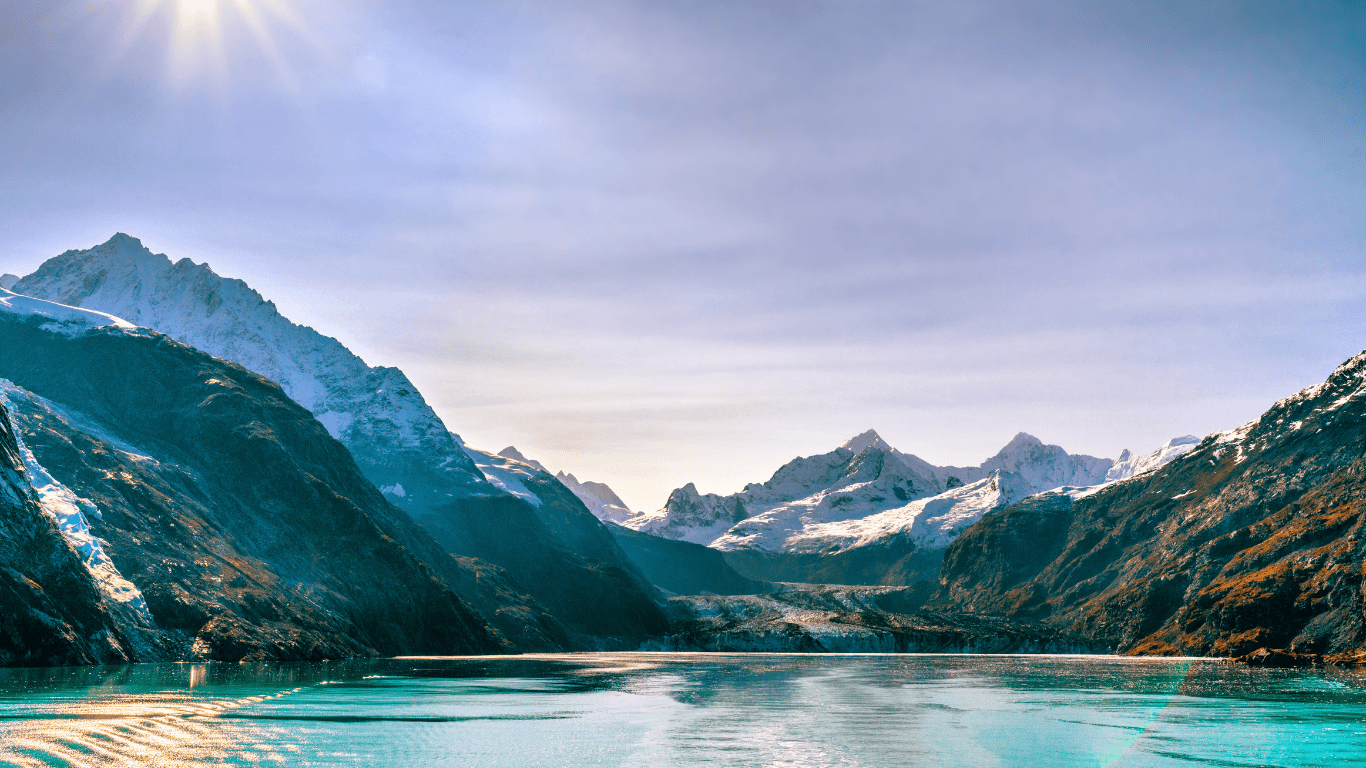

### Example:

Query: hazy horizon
xmin=2 ymin=1 xmax=1363 ymax=511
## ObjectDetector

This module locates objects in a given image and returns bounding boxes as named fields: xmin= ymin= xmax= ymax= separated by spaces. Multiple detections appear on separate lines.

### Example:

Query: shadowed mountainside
xmin=936 ymin=350 xmax=1366 ymax=658
xmin=0 ymin=312 xmax=566 ymax=661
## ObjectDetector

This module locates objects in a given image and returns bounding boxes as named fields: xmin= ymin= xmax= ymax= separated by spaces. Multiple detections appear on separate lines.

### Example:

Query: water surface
xmin=0 ymin=653 xmax=1362 ymax=767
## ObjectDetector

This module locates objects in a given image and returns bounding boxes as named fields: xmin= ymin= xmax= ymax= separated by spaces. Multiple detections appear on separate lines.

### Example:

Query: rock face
xmin=938 ymin=349 xmax=1366 ymax=657
xmin=621 ymin=429 xmax=1181 ymax=586
xmin=0 ymin=310 xmax=519 ymax=662
xmin=0 ymin=398 xmax=134 ymax=666
xmin=12 ymin=235 xmax=667 ymax=648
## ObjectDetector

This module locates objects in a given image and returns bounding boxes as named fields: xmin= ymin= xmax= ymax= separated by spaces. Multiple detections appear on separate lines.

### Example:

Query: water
xmin=0 ymin=653 xmax=1363 ymax=767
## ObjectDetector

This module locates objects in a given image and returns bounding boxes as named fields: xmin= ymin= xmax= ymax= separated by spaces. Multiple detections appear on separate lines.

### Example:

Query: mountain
xmin=1104 ymin=435 xmax=1200 ymax=481
xmin=624 ymin=429 xmax=1189 ymax=586
xmin=0 ymin=296 xmax=518 ymax=661
xmin=607 ymin=523 xmax=768 ymax=596
xmin=13 ymin=234 xmax=491 ymax=511
xmin=555 ymin=472 xmax=635 ymax=523
xmin=493 ymin=446 xmax=636 ymax=523
xmin=937 ymin=349 xmax=1366 ymax=658
xmin=12 ymin=235 xmax=668 ymax=647
xmin=486 ymin=445 xmax=760 ymax=596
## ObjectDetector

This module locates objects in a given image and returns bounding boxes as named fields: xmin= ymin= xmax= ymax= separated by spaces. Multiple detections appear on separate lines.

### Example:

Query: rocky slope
xmin=605 ymin=523 xmax=767 ymax=596
xmin=11 ymin=235 xmax=666 ymax=647
xmin=937 ymin=349 xmax=1366 ymax=657
xmin=0 ymin=303 xmax=540 ymax=662
xmin=447 ymin=448 xmax=670 ymax=644
xmin=0 ymin=396 xmax=137 ymax=666
xmin=488 ymin=445 xmax=759 ymax=597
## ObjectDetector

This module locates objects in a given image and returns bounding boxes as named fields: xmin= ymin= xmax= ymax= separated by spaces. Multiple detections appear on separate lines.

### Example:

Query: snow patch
xmin=464 ymin=447 xmax=543 ymax=507
xmin=0 ymin=287 xmax=134 ymax=334
xmin=1104 ymin=435 xmax=1200 ymax=482
xmin=776 ymin=470 xmax=1032 ymax=554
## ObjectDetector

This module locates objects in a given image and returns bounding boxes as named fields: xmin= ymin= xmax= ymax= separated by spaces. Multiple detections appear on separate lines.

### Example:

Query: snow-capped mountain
xmin=1104 ymin=435 xmax=1200 ymax=481
xmin=743 ymin=470 xmax=1034 ymax=555
xmin=493 ymin=446 xmax=636 ymax=523
xmin=625 ymin=429 xmax=1191 ymax=563
xmin=554 ymin=471 xmax=635 ymax=523
xmin=10 ymin=235 xmax=668 ymax=645
xmin=0 ymin=301 xmax=511 ymax=661
xmin=13 ymin=234 xmax=492 ymax=513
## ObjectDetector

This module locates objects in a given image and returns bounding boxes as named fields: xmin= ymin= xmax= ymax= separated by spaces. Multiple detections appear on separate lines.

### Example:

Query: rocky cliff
xmin=938 ymin=350 xmax=1366 ymax=657
xmin=0 ymin=398 xmax=137 ymax=666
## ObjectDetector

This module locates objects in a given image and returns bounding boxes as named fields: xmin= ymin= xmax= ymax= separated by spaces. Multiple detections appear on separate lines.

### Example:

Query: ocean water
xmin=0 ymin=654 xmax=1362 ymax=767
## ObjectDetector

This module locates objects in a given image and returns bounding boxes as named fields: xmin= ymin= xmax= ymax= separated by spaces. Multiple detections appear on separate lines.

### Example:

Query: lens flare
xmin=110 ymin=0 xmax=319 ymax=96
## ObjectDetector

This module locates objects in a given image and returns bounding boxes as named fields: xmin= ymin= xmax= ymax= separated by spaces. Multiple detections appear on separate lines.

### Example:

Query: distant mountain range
xmin=608 ymin=428 xmax=1195 ymax=584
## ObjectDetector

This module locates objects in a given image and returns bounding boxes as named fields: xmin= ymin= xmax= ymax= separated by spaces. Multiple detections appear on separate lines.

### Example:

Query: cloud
xmin=0 ymin=0 xmax=1363 ymax=508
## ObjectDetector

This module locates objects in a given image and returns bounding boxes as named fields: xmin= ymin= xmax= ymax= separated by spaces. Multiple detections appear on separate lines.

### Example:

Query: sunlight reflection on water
xmin=0 ymin=654 xmax=1364 ymax=767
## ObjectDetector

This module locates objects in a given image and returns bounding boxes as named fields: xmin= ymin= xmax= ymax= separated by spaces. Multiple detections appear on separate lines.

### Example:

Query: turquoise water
xmin=0 ymin=654 xmax=1363 ymax=767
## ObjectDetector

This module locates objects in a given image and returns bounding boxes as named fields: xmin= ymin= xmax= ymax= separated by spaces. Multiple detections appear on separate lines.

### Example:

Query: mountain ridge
xmin=12 ymin=234 xmax=668 ymax=648
xmin=935 ymin=348 xmax=1366 ymax=657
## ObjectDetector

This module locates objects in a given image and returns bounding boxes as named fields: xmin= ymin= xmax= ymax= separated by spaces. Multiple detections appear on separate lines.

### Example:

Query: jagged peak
xmin=841 ymin=429 xmax=894 ymax=454
xmin=0 ymin=274 xmax=18 ymax=291
xmin=1003 ymin=432 xmax=1043 ymax=449
xmin=496 ymin=446 xmax=548 ymax=473
xmin=85 ymin=233 xmax=170 ymax=270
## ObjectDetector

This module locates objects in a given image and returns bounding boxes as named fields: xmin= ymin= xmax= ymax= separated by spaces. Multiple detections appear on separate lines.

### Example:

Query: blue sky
xmin=1 ymin=0 xmax=1363 ymax=510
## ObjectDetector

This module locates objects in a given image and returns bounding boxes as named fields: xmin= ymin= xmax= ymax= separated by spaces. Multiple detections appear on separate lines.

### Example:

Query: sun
xmin=178 ymin=0 xmax=218 ymax=21
xmin=116 ymin=0 xmax=318 ymax=92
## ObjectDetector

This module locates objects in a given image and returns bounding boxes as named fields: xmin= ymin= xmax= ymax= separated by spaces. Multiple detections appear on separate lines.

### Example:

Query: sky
xmin=0 ymin=0 xmax=1363 ymax=511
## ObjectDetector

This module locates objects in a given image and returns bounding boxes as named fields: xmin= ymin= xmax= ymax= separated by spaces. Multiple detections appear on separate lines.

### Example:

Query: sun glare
xmin=179 ymin=0 xmax=218 ymax=22
xmin=115 ymin=0 xmax=318 ymax=94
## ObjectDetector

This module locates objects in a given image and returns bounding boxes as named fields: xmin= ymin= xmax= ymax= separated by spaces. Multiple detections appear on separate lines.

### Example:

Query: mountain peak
xmin=1003 ymin=432 xmax=1043 ymax=449
xmin=497 ymin=446 xmax=547 ymax=472
xmin=841 ymin=429 xmax=893 ymax=454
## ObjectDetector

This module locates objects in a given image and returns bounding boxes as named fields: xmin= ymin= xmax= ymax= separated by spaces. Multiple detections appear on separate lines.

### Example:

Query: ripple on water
xmin=0 ymin=655 xmax=1364 ymax=767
